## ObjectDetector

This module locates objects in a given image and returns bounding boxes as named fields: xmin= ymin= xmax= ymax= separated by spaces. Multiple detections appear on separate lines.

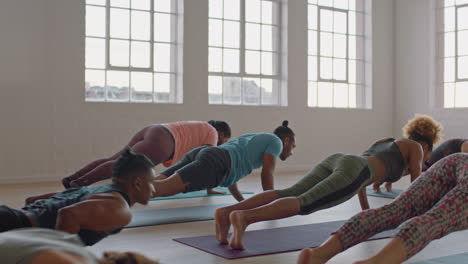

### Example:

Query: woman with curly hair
xmin=214 ymin=114 xmax=442 ymax=250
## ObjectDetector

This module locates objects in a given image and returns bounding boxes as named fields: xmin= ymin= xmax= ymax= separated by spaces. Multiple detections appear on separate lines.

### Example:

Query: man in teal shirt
xmin=152 ymin=121 xmax=296 ymax=201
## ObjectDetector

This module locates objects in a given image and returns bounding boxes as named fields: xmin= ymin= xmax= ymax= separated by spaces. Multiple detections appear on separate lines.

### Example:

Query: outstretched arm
xmin=260 ymin=154 xmax=276 ymax=191
xmin=228 ymin=184 xmax=244 ymax=202
xmin=408 ymin=144 xmax=423 ymax=182
xmin=55 ymin=194 xmax=131 ymax=234
xmin=358 ymin=187 xmax=370 ymax=210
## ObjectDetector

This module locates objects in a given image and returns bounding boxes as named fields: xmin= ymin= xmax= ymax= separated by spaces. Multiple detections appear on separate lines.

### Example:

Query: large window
xmin=440 ymin=0 xmax=468 ymax=107
xmin=85 ymin=0 xmax=182 ymax=103
xmin=208 ymin=0 xmax=284 ymax=106
xmin=307 ymin=0 xmax=371 ymax=108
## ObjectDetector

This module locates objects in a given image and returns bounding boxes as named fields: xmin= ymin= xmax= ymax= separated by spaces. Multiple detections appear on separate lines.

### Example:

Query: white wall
xmin=394 ymin=0 xmax=468 ymax=141
xmin=0 ymin=0 xmax=394 ymax=182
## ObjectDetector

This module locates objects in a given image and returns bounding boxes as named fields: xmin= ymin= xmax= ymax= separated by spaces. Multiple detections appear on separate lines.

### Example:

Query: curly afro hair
xmin=402 ymin=114 xmax=443 ymax=148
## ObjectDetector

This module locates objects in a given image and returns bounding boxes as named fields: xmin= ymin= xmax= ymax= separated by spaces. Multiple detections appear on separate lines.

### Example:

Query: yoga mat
xmin=411 ymin=252 xmax=468 ymax=264
xmin=366 ymin=187 xmax=403 ymax=199
xmin=126 ymin=204 xmax=228 ymax=228
xmin=150 ymin=187 xmax=253 ymax=201
xmin=173 ymin=220 xmax=397 ymax=259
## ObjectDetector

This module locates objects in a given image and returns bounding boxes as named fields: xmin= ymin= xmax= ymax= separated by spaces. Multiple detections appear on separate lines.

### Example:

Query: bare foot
xmin=385 ymin=182 xmax=392 ymax=192
xmin=214 ymin=208 xmax=231 ymax=244
xmin=207 ymin=189 xmax=226 ymax=195
xmin=229 ymin=211 xmax=249 ymax=250
xmin=297 ymin=248 xmax=331 ymax=264
xmin=372 ymin=182 xmax=382 ymax=193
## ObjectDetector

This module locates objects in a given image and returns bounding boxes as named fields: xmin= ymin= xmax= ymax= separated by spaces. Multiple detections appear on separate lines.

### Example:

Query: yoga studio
xmin=0 ymin=0 xmax=467 ymax=263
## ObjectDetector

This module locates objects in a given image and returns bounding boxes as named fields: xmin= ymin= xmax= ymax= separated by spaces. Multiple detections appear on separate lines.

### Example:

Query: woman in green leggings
xmin=214 ymin=115 xmax=443 ymax=250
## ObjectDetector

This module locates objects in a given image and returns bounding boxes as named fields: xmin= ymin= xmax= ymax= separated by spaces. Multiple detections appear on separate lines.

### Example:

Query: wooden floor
xmin=1 ymin=172 xmax=467 ymax=264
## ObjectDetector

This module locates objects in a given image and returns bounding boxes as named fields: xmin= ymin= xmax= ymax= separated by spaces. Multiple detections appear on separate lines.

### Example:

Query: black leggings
xmin=0 ymin=206 xmax=32 ymax=232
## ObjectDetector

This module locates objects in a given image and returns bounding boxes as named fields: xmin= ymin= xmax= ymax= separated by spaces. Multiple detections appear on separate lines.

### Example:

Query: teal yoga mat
xmin=150 ymin=187 xmax=253 ymax=201
xmin=366 ymin=187 xmax=403 ymax=199
xmin=126 ymin=204 xmax=229 ymax=228
xmin=411 ymin=252 xmax=468 ymax=264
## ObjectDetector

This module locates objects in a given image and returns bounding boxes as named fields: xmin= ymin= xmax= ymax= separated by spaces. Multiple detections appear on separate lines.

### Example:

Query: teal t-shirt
xmin=218 ymin=133 xmax=283 ymax=187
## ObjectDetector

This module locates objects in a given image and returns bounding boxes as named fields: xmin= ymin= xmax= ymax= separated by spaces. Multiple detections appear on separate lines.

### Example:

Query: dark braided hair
xmin=112 ymin=147 xmax=155 ymax=180
xmin=273 ymin=120 xmax=295 ymax=141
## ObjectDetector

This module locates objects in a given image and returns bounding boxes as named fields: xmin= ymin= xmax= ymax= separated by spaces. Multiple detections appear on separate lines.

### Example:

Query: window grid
xmin=441 ymin=0 xmax=468 ymax=108
xmin=85 ymin=0 xmax=180 ymax=103
xmin=208 ymin=0 xmax=282 ymax=106
xmin=307 ymin=0 xmax=368 ymax=109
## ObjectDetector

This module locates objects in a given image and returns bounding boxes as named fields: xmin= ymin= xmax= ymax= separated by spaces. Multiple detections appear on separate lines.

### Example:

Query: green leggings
xmin=277 ymin=153 xmax=374 ymax=215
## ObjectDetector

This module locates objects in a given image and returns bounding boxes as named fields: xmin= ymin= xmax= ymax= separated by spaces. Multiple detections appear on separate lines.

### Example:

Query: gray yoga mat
xmin=126 ymin=204 xmax=228 ymax=228
xmin=150 ymin=187 xmax=253 ymax=201
xmin=366 ymin=187 xmax=403 ymax=199
xmin=174 ymin=220 xmax=397 ymax=259
xmin=411 ymin=252 xmax=468 ymax=264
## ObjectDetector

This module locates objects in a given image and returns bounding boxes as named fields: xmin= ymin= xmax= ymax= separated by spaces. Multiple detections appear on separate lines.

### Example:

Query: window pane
xmin=246 ymin=0 xmax=261 ymax=23
xmin=349 ymin=59 xmax=356 ymax=83
xmin=349 ymin=84 xmax=357 ymax=107
xmin=131 ymin=41 xmax=151 ymax=68
xmin=333 ymin=34 xmax=347 ymax=58
xmin=209 ymin=47 xmax=223 ymax=72
xmin=132 ymin=0 xmax=150 ymax=10
xmin=445 ymin=0 xmax=455 ymax=6
xmin=154 ymin=43 xmax=171 ymax=72
xmin=154 ymin=13 xmax=173 ymax=42
xmin=131 ymin=72 xmax=153 ymax=102
xmin=349 ymin=0 xmax=356 ymax=10
xmin=458 ymin=7 xmax=468 ymax=30
xmin=224 ymin=0 xmax=240 ymax=20
xmin=318 ymin=0 xmax=333 ymax=7
xmin=209 ymin=75 xmax=223 ymax=104
xmin=223 ymin=21 xmax=240 ymax=48
xmin=261 ymin=1 xmax=273 ymax=24
xmin=455 ymin=82 xmax=468 ymax=107
xmin=333 ymin=11 xmax=347 ymax=34
xmin=320 ymin=32 xmax=333 ymax=56
xmin=261 ymin=78 xmax=277 ymax=105
xmin=348 ymin=11 xmax=356 ymax=35
xmin=445 ymin=32 xmax=455 ymax=57
xmin=308 ymin=5 xmax=318 ymax=30
xmin=85 ymin=70 xmax=106 ymax=101
xmin=261 ymin=51 xmax=273 ymax=75
xmin=333 ymin=58 xmax=347 ymax=81
xmin=87 ymin=0 xmax=106 ymax=5
xmin=308 ymin=56 xmax=317 ymax=81
xmin=154 ymin=73 xmax=172 ymax=101
xmin=246 ymin=50 xmax=261 ymax=74
xmin=334 ymin=0 xmax=348 ymax=9
xmin=223 ymin=77 xmax=242 ymax=104
xmin=320 ymin=57 xmax=333 ymax=79
xmin=308 ymin=81 xmax=318 ymax=107
xmin=110 ymin=0 xmax=130 ymax=8
xmin=110 ymin=39 xmax=130 ymax=66
xmin=333 ymin=83 xmax=348 ymax=107
xmin=457 ymin=56 xmax=468 ymax=78
xmin=246 ymin=23 xmax=261 ymax=50
xmin=356 ymin=60 xmax=364 ymax=84
xmin=110 ymin=8 xmax=130 ymax=39
xmin=349 ymin=35 xmax=356 ymax=59
xmin=456 ymin=0 xmax=468 ymax=4
xmin=223 ymin=49 xmax=239 ymax=73
xmin=445 ymin=57 xmax=455 ymax=82
xmin=317 ymin=82 xmax=333 ymax=107
xmin=209 ymin=0 xmax=223 ymax=18
xmin=107 ymin=71 xmax=130 ymax=101
xmin=444 ymin=83 xmax=455 ymax=108
xmin=86 ymin=6 xmax=106 ymax=37
xmin=320 ymin=9 xmax=333 ymax=32
xmin=132 ymin=11 xmax=151 ymax=41
xmin=457 ymin=30 xmax=468 ymax=56
xmin=261 ymin=25 xmax=274 ymax=51
xmin=242 ymin=78 xmax=261 ymax=105
xmin=308 ymin=30 xmax=318 ymax=55
xmin=209 ymin=19 xmax=223 ymax=47
xmin=154 ymin=0 xmax=172 ymax=13
xmin=86 ymin=38 xmax=106 ymax=69
xmin=445 ymin=7 xmax=455 ymax=31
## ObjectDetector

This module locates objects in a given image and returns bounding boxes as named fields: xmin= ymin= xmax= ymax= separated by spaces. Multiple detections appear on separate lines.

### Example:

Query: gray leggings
xmin=277 ymin=153 xmax=374 ymax=215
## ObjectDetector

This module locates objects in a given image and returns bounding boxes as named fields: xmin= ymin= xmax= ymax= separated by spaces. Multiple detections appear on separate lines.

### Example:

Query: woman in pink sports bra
xmin=61 ymin=120 xmax=231 ymax=189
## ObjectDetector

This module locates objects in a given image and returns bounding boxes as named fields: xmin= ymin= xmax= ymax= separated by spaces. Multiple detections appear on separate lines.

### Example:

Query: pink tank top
xmin=162 ymin=121 xmax=218 ymax=167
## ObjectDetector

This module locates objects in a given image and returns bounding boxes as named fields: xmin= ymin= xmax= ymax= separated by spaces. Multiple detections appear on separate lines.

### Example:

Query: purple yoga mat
xmin=173 ymin=220 xmax=396 ymax=259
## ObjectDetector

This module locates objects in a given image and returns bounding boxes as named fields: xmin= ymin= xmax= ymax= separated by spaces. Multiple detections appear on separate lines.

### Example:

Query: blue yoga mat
xmin=366 ymin=187 xmax=403 ymax=199
xmin=411 ymin=252 xmax=468 ymax=264
xmin=150 ymin=187 xmax=253 ymax=201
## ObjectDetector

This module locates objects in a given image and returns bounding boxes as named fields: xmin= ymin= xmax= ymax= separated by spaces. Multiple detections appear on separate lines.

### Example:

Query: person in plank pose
xmin=298 ymin=153 xmax=468 ymax=264
xmin=214 ymin=114 xmax=442 ymax=249
xmin=62 ymin=120 xmax=231 ymax=191
xmin=151 ymin=121 xmax=296 ymax=202
xmin=3 ymin=148 xmax=155 ymax=246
